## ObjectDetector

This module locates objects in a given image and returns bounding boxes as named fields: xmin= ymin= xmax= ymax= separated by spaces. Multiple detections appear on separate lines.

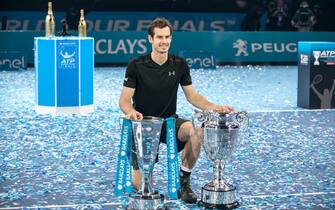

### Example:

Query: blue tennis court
xmin=0 ymin=66 xmax=334 ymax=209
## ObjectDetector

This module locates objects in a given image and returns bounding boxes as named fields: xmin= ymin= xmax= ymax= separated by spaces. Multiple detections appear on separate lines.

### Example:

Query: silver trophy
xmin=313 ymin=51 xmax=321 ymax=65
xmin=128 ymin=116 xmax=164 ymax=210
xmin=192 ymin=110 xmax=248 ymax=209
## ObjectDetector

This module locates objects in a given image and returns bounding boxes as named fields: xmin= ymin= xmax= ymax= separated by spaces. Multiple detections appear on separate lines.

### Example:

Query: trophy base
xmin=200 ymin=182 xmax=240 ymax=209
xmin=199 ymin=200 xmax=239 ymax=210
xmin=127 ymin=192 xmax=164 ymax=210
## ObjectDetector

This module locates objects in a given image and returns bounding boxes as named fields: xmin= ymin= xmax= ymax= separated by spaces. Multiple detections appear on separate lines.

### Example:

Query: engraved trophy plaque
xmin=192 ymin=110 xmax=248 ymax=209
xmin=128 ymin=116 xmax=164 ymax=210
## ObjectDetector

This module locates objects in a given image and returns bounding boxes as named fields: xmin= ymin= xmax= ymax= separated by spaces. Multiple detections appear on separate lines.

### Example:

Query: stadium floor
xmin=0 ymin=66 xmax=334 ymax=209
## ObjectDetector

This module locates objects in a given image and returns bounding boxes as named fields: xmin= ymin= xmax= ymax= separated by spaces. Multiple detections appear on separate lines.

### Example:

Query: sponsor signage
xmin=57 ymin=40 xmax=78 ymax=70
xmin=56 ymin=39 xmax=79 ymax=106
xmin=229 ymin=37 xmax=297 ymax=62
xmin=0 ymin=51 xmax=26 ymax=70
xmin=313 ymin=50 xmax=335 ymax=65
xmin=233 ymin=39 xmax=296 ymax=55
xmin=0 ymin=11 xmax=246 ymax=32
xmin=1 ymin=31 xmax=335 ymax=64
xmin=298 ymin=41 xmax=335 ymax=109
xmin=95 ymin=38 xmax=147 ymax=55
xmin=180 ymin=51 xmax=216 ymax=69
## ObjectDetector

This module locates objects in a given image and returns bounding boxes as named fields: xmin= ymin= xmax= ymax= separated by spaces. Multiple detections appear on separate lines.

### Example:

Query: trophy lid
xmin=131 ymin=116 xmax=164 ymax=123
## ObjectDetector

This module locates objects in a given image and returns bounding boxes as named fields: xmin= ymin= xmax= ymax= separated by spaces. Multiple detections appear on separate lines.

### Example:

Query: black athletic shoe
xmin=179 ymin=175 xmax=198 ymax=204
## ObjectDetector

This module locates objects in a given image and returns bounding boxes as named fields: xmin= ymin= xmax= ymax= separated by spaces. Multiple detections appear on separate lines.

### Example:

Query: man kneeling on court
xmin=118 ymin=17 xmax=234 ymax=203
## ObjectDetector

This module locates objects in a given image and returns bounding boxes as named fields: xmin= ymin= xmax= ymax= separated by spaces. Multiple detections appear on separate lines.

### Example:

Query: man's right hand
xmin=126 ymin=110 xmax=143 ymax=120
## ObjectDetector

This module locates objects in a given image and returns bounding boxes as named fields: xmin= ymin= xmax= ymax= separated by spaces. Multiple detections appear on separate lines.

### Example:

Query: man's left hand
xmin=212 ymin=105 xmax=235 ymax=113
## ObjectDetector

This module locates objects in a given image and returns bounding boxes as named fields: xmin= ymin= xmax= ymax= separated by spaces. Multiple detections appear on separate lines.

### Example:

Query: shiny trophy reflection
xmin=192 ymin=110 xmax=248 ymax=209
xmin=128 ymin=117 xmax=164 ymax=210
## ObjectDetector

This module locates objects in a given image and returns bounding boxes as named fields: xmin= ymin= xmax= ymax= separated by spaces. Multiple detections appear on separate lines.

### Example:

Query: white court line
xmin=248 ymin=109 xmax=335 ymax=113
xmin=1 ymin=192 xmax=334 ymax=209
xmin=243 ymin=191 xmax=335 ymax=199
xmin=0 ymin=202 xmax=123 ymax=210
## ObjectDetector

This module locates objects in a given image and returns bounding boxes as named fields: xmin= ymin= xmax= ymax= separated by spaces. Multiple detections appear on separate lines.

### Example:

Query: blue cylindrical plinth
xmin=34 ymin=36 xmax=94 ymax=115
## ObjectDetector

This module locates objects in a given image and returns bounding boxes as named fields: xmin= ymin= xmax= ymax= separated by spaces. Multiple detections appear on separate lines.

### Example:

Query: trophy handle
xmin=192 ymin=109 xmax=215 ymax=145
xmin=231 ymin=111 xmax=249 ymax=130
xmin=191 ymin=109 xmax=207 ymax=130
xmin=192 ymin=109 xmax=220 ymax=126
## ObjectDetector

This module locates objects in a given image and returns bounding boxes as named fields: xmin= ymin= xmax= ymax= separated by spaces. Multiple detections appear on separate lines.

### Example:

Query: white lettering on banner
xmin=22 ymin=20 xmax=29 ymax=30
xmin=234 ymin=39 xmax=298 ymax=56
xmin=251 ymin=43 xmax=262 ymax=52
xmin=273 ymin=43 xmax=285 ymax=52
xmin=172 ymin=20 xmax=179 ymax=31
xmin=320 ymin=51 xmax=335 ymax=57
xmin=127 ymin=39 xmax=137 ymax=54
xmin=286 ymin=43 xmax=296 ymax=53
xmin=0 ymin=17 xmax=238 ymax=31
xmin=107 ymin=20 xmax=130 ymax=31
xmin=113 ymin=40 xmax=127 ymax=54
xmin=6 ymin=19 xmax=47 ymax=31
xmin=137 ymin=40 xmax=147 ymax=54
xmin=95 ymin=39 xmax=147 ymax=55
xmin=6 ymin=20 xmax=21 ymax=30
xmin=0 ymin=57 xmax=25 ymax=69
xmin=94 ymin=20 xmax=102 ymax=31
xmin=96 ymin=39 xmax=107 ymax=54
xmin=168 ymin=128 xmax=175 ymax=156
xmin=60 ymin=50 xmax=76 ymax=69
xmin=36 ymin=20 xmax=44 ymax=31
xmin=210 ymin=21 xmax=225 ymax=31
xmin=116 ymin=125 xmax=129 ymax=191
xmin=136 ymin=20 xmax=152 ymax=31
xmin=186 ymin=56 xmax=215 ymax=68
xmin=251 ymin=43 xmax=297 ymax=53
xmin=91 ymin=20 xmax=131 ymax=31
xmin=175 ymin=20 xmax=209 ymax=32
xmin=180 ymin=20 xmax=197 ymax=32
xmin=198 ymin=20 xmax=205 ymax=31
xmin=263 ymin=43 xmax=272 ymax=52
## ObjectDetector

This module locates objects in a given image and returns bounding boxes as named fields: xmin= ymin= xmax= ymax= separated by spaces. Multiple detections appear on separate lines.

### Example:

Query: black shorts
xmin=131 ymin=116 xmax=189 ymax=170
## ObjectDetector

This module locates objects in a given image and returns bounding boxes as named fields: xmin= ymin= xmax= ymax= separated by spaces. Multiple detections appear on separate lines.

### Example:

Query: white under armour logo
xmin=169 ymin=71 xmax=175 ymax=76
xmin=124 ymin=77 xmax=128 ymax=81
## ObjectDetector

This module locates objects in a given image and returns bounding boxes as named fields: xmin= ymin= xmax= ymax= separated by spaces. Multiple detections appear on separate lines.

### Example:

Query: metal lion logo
xmin=233 ymin=39 xmax=249 ymax=56
xmin=60 ymin=50 xmax=76 ymax=69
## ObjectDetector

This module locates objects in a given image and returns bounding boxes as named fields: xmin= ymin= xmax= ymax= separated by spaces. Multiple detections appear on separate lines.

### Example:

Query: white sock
xmin=180 ymin=165 xmax=192 ymax=173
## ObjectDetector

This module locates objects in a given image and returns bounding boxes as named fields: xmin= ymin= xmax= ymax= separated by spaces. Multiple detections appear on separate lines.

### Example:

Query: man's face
xmin=148 ymin=26 xmax=172 ymax=54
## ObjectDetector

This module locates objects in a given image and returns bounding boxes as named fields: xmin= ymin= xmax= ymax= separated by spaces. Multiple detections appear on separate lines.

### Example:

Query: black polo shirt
xmin=123 ymin=54 xmax=192 ymax=118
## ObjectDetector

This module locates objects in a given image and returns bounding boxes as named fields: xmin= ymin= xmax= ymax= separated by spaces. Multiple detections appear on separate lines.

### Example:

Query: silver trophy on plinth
xmin=128 ymin=116 xmax=164 ymax=210
xmin=192 ymin=110 xmax=248 ymax=209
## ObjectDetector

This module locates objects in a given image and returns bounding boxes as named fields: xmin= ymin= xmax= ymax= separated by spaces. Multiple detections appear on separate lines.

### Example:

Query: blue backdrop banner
xmin=1 ymin=31 xmax=335 ymax=65
xmin=0 ymin=11 xmax=246 ymax=32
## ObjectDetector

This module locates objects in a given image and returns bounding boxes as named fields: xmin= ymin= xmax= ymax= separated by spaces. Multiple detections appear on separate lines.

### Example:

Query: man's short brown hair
xmin=147 ymin=17 xmax=173 ymax=37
